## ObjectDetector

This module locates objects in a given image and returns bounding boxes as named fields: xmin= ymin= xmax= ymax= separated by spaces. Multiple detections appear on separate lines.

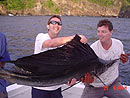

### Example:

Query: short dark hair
xmin=97 ymin=19 xmax=113 ymax=31
xmin=48 ymin=15 xmax=62 ymax=25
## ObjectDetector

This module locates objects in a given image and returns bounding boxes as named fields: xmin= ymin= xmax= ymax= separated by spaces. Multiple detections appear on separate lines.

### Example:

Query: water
xmin=0 ymin=16 xmax=130 ymax=85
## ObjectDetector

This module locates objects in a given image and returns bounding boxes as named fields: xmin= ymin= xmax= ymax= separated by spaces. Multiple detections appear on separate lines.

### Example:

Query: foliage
xmin=53 ymin=8 xmax=60 ymax=14
xmin=7 ymin=0 xmax=26 ymax=10
xmin=26 ymin=0 xmax=35 ymax=8
xmin=0 ymin=0 xmax=35 ymax=10
xmin=88 ymin=0 xmax=114 ymax=7
xmin=43 ymin=0 xmax=60 ymax=14
xmin=73 ymin=0 xmax=79 ymax=3
xmin=44 ymin=0 xmax=54 ymax=9
xmin=121 ymin=0 xmax=130 ymax=10
xmin=122 ymin=0 xmax=130 ymax=6
xmin=126 ymin=0 xmax=130 ymax=3
xmin=0 ymin=1 xmax=7 ymax=6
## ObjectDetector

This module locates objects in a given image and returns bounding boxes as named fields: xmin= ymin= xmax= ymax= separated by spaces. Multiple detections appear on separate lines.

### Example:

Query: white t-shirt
xmin=34 ymin=33 xmax=62 ymax=90
xmin=90 ymin=38 xmax=124 ymax=87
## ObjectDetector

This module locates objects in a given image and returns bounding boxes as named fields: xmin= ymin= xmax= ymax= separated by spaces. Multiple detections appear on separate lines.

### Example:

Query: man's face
xmin=97 ymin=26 xmax=112 ymax=43
xmin=47 ymin=17 xmax=62 ymax=37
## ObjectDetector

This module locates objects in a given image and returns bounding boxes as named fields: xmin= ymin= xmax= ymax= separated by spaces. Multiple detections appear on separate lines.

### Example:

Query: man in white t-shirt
xmin=81 ymin=19 xmax=130 ymax=98
xmin=33 ymin=15 xmax=87 ymax=98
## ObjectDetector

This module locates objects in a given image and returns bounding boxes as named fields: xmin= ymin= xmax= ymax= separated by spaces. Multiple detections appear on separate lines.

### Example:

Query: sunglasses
xmin=49 ymin=21 xmax=62 ymax=26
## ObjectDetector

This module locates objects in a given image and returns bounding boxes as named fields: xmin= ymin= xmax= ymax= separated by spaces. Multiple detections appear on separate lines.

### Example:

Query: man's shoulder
xmin=37 ymin=33 xmax=47 ymax=36
xmin=112 ymin=38 xmax=123 ymax=45
xmin=36 ymin=33 xmax=49 ymax=39
xmin=90 ymin=40 xmax=100 ymax=47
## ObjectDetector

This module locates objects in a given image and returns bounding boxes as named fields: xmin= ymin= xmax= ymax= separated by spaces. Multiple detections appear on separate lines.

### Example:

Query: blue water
xmin=0 ymin=16 xmax=130 ymax=85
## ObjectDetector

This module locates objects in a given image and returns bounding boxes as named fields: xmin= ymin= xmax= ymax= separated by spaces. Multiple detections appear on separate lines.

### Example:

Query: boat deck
xmin=7 ymin=83 xmax=130 ymax=98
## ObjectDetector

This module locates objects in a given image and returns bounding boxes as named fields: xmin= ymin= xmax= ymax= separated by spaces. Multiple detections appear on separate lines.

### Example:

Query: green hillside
xmin=0 ymin=0 xmax=130 ymax=17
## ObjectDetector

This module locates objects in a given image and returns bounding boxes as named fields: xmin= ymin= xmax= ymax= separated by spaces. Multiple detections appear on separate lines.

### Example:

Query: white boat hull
xmin=7 ymin=83 xmax=130 ymax=98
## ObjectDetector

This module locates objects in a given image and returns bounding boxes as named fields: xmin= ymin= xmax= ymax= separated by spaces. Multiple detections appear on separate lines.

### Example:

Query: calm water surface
xmin=0 ymin=16 xmax=130 ymax=85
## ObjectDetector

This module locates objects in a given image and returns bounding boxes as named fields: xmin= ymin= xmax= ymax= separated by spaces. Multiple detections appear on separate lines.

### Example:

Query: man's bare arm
xmin=42 ymin=35 xmax=87 ymax=48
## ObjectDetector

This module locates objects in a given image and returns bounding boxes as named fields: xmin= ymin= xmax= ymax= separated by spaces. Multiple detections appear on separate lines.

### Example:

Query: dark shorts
xmin=32 ymin=87 xmax=63 ymax=98
xmin=0 ymin=91 xmax=8 ymax=98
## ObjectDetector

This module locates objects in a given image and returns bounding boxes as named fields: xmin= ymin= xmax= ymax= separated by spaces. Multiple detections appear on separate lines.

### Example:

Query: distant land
xmin=0 ymin=0 xmax=130 ymax=18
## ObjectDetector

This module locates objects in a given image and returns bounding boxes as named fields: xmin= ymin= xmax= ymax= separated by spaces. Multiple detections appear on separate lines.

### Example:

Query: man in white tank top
xmin=81 ymin=19 xmax=130 ymax=98
xmin=33 ymin=15 xmax=87 ymax=98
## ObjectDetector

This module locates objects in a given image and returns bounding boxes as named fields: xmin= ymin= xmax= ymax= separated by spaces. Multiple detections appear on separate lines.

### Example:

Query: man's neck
xmin=48 ymin=32 xmax=56 ymax=39
xmin=101 ymin=39 xmax=112 ymax=50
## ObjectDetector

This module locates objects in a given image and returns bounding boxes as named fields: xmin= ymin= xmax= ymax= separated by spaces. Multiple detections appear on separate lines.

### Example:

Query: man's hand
xmin=81 ymin=73 xmax=94 ymax=84
xmin=79 ymin=35 xmax=87 ymax=44
xmin=120 ymin=54 xmax=129 ymax=64
xmin=67 ymin=78 xmax=77 ymax=86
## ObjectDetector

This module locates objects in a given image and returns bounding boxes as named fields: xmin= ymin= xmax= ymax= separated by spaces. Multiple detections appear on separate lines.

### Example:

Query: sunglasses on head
xmin=49 ymin=21 xmax=62 ymax=26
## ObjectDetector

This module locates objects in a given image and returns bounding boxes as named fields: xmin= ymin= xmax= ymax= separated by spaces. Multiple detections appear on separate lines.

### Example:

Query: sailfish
xmin=0 ymin=34 xmax=119 ymax=87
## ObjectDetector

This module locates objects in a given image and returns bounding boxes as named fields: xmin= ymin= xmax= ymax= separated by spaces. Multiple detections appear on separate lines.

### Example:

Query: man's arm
xmin=0 ymin=33 xmax=10 ymax=66
xmin=120 ymin=54 xmax=129 ymax=64
xmin=42 ymin=35 xmax=87 ymax=48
